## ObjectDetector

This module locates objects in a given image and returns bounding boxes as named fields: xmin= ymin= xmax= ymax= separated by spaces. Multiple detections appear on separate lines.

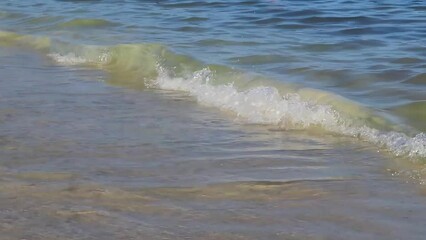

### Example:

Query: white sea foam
xmin=47 ymin=50 xmax=110 ymax=66
xmin=47 ymin=53 xmax=88 ymax=65
xmin=150 ymin=67 xmax=426 ymax=159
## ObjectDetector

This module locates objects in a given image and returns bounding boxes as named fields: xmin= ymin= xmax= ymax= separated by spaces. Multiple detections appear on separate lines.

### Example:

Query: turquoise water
xmin=1 ymin=1 xmax=426 ymax=239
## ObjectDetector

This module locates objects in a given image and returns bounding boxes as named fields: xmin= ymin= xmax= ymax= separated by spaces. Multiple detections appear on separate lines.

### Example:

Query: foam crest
xmin=150 ymin=67 xmax=426 ymax=159
xmin=47 ymin=53 xmax=88 ymax=65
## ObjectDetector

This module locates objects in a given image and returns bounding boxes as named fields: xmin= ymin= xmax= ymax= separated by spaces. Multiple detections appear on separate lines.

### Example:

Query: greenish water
xmin=0 ymin=1 xmax=425 ymax=239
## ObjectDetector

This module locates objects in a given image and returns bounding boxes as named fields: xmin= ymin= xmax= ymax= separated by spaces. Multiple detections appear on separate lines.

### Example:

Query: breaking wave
xmin=1 ymin=30 xmax=425 ymax=160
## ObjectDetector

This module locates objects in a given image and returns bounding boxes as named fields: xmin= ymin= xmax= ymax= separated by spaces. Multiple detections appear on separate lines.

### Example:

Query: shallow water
xmin=0 ymin=0 xmax=426 ymax=239
xmin=1 ymin=46 xmax=426 ymax=240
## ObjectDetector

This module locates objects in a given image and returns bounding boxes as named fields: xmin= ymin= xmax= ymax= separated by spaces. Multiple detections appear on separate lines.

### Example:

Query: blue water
xmin=1 ymin=1 xmax=426 ymax=239
xmin=2 ymin=0 xmax=425 ymax=120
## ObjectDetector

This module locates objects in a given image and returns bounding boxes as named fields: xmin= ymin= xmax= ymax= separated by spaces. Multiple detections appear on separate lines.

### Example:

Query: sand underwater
xmin=0 ymin=0 xmax=426 ymax=239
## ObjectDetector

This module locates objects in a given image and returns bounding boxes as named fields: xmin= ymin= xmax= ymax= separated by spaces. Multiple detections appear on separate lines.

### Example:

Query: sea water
xmin=0 ymin=1 xmax=425 ymax=239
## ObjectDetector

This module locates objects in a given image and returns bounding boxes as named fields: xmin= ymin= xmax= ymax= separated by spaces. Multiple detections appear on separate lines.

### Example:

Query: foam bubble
xmin=149 ymin=67 xmax=426 ymax=159
xmin=47 ymin=53 xmax=88 ymax=65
